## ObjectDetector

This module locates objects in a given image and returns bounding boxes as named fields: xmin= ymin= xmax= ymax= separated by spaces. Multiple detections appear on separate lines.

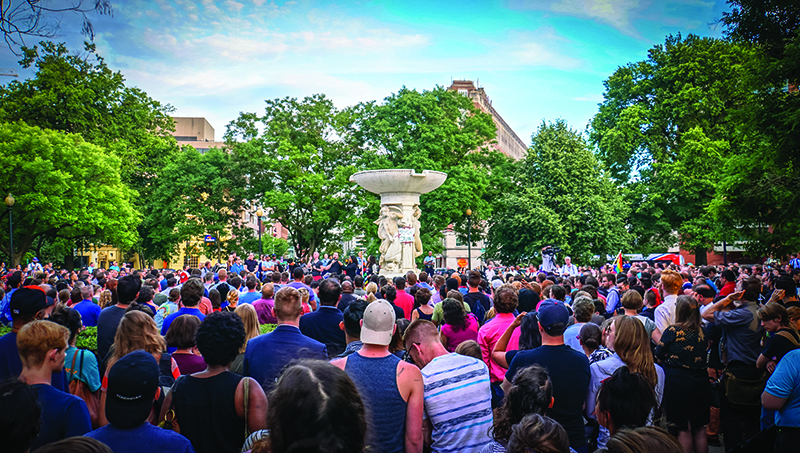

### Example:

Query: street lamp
xmin=5 ymin=194 xmax=14 ymax=268
xmin=256 ymin=208 xmax=264 ymax=257
xmin=465 ymin=208 xmax=472 ymax=271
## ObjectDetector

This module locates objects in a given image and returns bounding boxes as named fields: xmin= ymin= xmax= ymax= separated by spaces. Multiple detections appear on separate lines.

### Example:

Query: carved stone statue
xmin=376 ymin=205 xmax=404 ymax=272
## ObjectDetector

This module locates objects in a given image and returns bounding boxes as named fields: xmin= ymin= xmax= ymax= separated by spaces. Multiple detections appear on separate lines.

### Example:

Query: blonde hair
xmin=235 ymin=304 xmax=260 ymax=354
xmin=227 ymin=290 xmax=239 ymax=306
xmin=297 ymin=287 xmax=310 ymax=305
xmin=98 ymin=290 xmax=113 ymax=309
xmin=614 ymin=316 xmax=658 ymax=388
xmin=108 ymin=310 xmax=165 ymax=371
xmin=366 ymin=282 xmax=378 ymax=295
xmin=17 ymin=320 xmax=69 ymax=368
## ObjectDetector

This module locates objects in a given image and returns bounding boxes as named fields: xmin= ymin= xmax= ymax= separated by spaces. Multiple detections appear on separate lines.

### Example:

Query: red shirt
xmin=719 ymin=281 xmax=736 ymax=297
xmin=395 ymin=291 xmax=415 ymax=319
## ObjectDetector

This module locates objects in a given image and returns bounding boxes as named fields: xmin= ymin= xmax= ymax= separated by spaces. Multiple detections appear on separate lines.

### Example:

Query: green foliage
xmin=144 ymin=146 xmax=249 ymax=261
xmin=0 ymin=122 xmax=140 ymax=265
xmin=259 ymin=324 xmax=277 ymax=335
xmin=360 ymin=86 xmax=514 ymax=264
xmin=711 ymin=1 xmax=800 ymax=257
xmin=0 ymin=326 xmax=9 ymax=337
xmin=486 ymin=120 xmax=629 ymax=264
xmin=76 ymin=326 xmax=97 ymax=352
xmin=226 ymin=94 xmax=376 ymax=260
xmin=0 ymin=41 xmax=180 ymax=264
xmin=589 ymin=34 xmax=759 ymax=261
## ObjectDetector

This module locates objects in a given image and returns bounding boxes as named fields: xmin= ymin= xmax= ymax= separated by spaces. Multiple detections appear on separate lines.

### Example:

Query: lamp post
xmin=256 ymin=209 xmax=264 ymax=257
xmin=466 ymin=208 xmax=472 ymax=271
xmin=5 ymin=194 xmax=14 ymax=268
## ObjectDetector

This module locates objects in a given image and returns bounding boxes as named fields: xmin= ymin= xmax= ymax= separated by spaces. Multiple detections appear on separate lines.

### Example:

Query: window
xmin=458 ymin=89 xmax=468 ymax=96
xmin=175 ymin=136 xmax=198 ymax=141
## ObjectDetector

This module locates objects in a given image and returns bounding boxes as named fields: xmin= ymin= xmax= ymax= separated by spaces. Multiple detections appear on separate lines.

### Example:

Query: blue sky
xmin=0 ymin=0 xmax=731 ymax=143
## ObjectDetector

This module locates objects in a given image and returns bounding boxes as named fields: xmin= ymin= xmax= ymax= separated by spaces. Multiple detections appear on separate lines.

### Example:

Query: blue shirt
xmin=605 ymin=287 xmax=620 ymax=313
xmin=0 ymin=332 xmax=68 ymax=391
xmin=86 ymin=422 xmax=196 ymax=453
xmin=73 ymin=299 xmax=102 ymax=327
xmin=244 ymin=324 xmax=327 ymax=393
xmin=66 ymin=346 xmax=101 ymax=392
xmin=161 ymin=307 xmax=206 ymax=336
xmin=0 ymin=287 xmax=16 ymax=325
xmin=765 ymin=349 xmax=800 ymax=427
xmin=238 ymin=291 xmax=262 ymax=305
xmin=30 ymin=384 xmax=92 ymax=451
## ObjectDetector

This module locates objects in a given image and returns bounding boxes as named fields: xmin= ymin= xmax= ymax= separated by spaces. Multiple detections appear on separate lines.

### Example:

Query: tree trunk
xmin=694 ymin=246 xmax=707 ymax=266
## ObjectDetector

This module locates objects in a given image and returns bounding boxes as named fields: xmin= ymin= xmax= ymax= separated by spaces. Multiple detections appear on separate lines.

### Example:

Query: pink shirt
xmin=477 ymin=313 xmax=521 ymax=382
xmin=441 ymin=314 xmax=480 ymax=352
xmin=395 ymin=291 xmax=415 ymax=319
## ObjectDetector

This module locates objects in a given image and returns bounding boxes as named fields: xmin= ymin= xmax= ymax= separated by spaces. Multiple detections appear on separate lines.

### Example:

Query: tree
xmin=0 ymin=0 xmax=112 ymax=54
xmin=360 ymin=86 xmax=515 ymax=264
xmin=589 ymin=34 xmax=759 ymax=263
xmin=485 ymin=120 xmax=629 ymax=265
xmin=0 ymin=122 xmax=139 ymax=266
xmin=225 ymin=95 xmax=374 ymax=260
xmin=0 ymin=41 xmax=180 ymax=262
xmin=708 ymin=1 xmax=800 ymax=257
xmin=144 ymin=147 xmax=250 ymax=262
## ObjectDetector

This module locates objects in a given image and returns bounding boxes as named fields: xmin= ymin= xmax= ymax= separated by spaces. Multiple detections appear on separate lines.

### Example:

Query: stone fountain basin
xmin=350 ymin=169 xmax=447 ymax=195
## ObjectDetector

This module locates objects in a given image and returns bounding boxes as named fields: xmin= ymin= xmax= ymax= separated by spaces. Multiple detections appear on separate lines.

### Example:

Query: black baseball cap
xmin=10 ymin=286 xmax=47 ymax=317
xmin=105 ymin=350 xmax=159 ymax=429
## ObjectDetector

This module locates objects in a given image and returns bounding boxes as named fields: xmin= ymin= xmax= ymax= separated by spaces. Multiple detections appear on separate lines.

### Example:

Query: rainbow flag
xmin=614 ymin=251 xmax=623 ymax=274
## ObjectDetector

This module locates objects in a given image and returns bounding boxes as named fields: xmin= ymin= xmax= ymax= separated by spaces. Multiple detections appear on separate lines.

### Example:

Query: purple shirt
xmin=172 ymin=352 xmax=207 ymax=375
xmin=253 ymin=298 xmax=277 ymax=324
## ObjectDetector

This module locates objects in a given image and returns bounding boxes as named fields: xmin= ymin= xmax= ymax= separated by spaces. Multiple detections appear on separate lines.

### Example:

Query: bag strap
xmin=776 ymin=330 xmax=800 ymax=348
xmin=243 ymin=377 xmax=250 ymax=438
xmin=69 ymin=349 xmax=80 ymax=383
xmin=165 ymin=375 xmax=184 ymax=422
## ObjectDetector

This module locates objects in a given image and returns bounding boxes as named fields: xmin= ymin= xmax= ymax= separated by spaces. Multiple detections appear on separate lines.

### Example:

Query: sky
xmin=0 ymin=0 xmax=733 ymax=144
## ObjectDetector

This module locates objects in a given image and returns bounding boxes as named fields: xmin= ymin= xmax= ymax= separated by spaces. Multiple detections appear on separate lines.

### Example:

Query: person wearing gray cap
xmin=332 ymin=299 xmax=424 ymax=453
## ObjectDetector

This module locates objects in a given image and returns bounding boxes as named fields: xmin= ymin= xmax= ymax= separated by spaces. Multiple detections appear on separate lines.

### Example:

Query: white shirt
xmin=654 ymin=294 xmax=678 ymax=332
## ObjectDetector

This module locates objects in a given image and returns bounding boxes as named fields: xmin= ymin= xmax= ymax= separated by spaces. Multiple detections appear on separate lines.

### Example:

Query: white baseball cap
xmin=361 ymin=300 xmax=396 ymax=346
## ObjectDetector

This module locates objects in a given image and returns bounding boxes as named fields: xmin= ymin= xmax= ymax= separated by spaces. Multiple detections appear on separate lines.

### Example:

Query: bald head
xmin=342 ymin=281 xmax=354 ymax=293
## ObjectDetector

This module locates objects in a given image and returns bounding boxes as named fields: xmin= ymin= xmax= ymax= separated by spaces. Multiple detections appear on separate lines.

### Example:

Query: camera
xmin=542 ymin=246 xmax=562 ymax=257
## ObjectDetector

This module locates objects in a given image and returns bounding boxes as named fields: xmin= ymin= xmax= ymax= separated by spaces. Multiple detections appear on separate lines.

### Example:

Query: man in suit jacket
xmin=300 ymin=278 xmax=347 ymax=358
xmin=244 ymin=286 xmax=327 ymax=393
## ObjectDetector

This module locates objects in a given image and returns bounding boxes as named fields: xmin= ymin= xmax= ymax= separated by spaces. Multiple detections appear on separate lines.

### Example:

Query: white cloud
xmin=225 ymin=0 xmax=245 ymax=12
xmin=510 ymin=0 xmax=647 ymax=37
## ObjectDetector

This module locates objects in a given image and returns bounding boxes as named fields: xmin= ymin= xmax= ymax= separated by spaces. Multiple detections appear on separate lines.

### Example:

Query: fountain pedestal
xmin=350 ymin=169 xmax=447 ymax=279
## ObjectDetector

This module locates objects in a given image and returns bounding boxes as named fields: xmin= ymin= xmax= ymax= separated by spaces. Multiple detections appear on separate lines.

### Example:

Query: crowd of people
xmin=1 ymin=253 xmax=799 ymax=453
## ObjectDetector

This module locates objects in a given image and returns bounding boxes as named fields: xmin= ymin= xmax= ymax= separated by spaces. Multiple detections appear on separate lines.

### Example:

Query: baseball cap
xmin=361 ymin=300 xmax=396 ymax=346
xmin=10 ymin=286 xmax=47 ymax=317
xmin=537 ymin=299 xmax=569 ymax=329
xmin=105 ymin=350 xmax=159 ymax=429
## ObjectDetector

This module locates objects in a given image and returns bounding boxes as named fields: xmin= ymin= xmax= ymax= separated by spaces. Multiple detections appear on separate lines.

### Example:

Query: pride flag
xmin=614 ymin=251 xmax=623 ymax=274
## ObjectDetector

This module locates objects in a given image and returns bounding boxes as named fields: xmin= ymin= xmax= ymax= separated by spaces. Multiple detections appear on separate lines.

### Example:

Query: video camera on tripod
xmin=541 ymin=246 xmax=562 ymax=257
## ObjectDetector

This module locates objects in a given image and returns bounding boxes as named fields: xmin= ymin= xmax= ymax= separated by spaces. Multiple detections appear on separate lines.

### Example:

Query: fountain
xmin=350 ymin=169 xmax=447 ymax=278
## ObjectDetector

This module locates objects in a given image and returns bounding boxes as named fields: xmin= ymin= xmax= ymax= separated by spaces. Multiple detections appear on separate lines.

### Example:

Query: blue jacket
xmin=299 ymin=306 xmax=346 ymax=358
xmin=244 ymin=324 xmax=327 ymax=392
xmin=73 ymin=300 xmax=102 ymax=327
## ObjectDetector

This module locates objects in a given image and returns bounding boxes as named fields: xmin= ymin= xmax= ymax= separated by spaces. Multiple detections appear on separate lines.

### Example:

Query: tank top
xmin=414 ymin=307 xmax=434 ymax=321
xmin=345 ymin=353 xmax=406 ymax=453
xmin=174 ymin=371 xmax=244 ymax=453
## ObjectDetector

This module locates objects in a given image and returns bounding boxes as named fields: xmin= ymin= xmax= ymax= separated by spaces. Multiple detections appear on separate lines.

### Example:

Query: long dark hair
xmin=442 ymin=298 xmax=467 ymax=332
xmin=255 ymin=360 xmax=367 ymax=453
xmin=492 ymin=365 xmax=552 ymax=442
xmin=518 ymin=311 xmax=542 ymax=350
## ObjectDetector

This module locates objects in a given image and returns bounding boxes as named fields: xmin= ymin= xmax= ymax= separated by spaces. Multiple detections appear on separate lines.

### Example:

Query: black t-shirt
xmin=762 ymin=328 xmax=800 ymax=363
xmin=328 ymin=259 xmax=342 ymax=276
xmin=244 ymin=259 xmax=258 ymax=272
xmin=312 ymin=261 xmax=324 ymax=277
xmin=96 ymin=306 xmax=127 ymax=363
xmin=506 ymin=344 xmax=590 ymax=449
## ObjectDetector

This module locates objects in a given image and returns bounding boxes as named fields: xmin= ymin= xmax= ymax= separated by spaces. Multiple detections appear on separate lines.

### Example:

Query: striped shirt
xmin=422 ymin=353 xmax=493 ymax=453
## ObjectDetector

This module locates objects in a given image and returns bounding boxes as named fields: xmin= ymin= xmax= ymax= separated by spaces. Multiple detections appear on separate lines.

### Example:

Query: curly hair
xmin=196 ymin=311 xmax=245 ymax=366
xmin=253 ymin=360 xmax=367 ymax=453
xmin=494 ymin=284 xmax=519 ymax=314
xmin=506 ymin=414 xmax=570 ymax=453
xmin=109 ymin=311 xmax=165 ymax=370
xmin=441 ymin=298 xmax=468 ymax=332
xmin=492 ymin=365 xmax=553 ymax=443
